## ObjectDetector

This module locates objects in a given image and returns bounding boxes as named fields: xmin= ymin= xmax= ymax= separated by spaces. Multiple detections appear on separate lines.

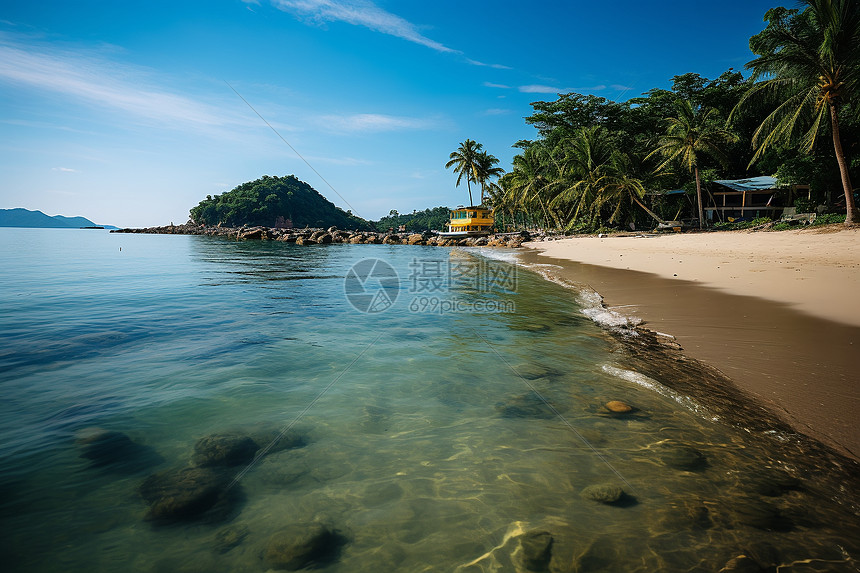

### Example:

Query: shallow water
xmin=0 ymin=228 xmax=858 ymax=572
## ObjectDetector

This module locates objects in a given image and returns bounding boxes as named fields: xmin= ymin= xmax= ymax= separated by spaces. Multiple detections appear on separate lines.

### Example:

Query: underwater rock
xmin=75 ymin=427 xmax=161 ymax=472
xmin=264 ymin=523 xmax=343 ymax=570
xmin=511 ymin=363 xmax=559 ymax=381
xmin=213 ymin=523 xmax=249 ymax=554
xmin=520 ymin=530 xmax=553 ymax=571
xmin=751 ymin=469 xmax=803 ymax=497
xmin=139 ymin=466 xmax=231 ymax=522
xmin=604 ymin=400 xmax=634 ymax=414
xmin=192 ymin=433 xmax=259 ymax=467
xmin=580 ymin=483 xmax=633 ymax=506
xmin=247 ymin=427 xmax=308 ymax=455
xmin=496 ymin=393 xmax=555 ymax=419
xmin=576 ymin=537 xmax=618 ymax=572
xmin=721 ymin=555 xmax=764 ymax=572
xmin=733 ymin=499 xmax=793 ymax=532
xmin=659 ymin=444 xmax=707 ymax=471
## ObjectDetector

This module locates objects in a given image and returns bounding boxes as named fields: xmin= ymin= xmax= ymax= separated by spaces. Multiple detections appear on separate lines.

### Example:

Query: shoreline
xmin=520 ymin=227 xmax=860 ymax=460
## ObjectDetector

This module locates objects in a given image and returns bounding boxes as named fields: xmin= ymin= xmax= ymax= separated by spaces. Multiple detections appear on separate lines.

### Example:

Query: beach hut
xmin=705 ymin=176 xmax=784 ymax=221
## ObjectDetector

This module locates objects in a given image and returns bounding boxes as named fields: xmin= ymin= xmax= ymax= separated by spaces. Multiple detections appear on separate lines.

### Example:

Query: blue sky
xmin=2 ymin=0 xmax=781 ymax=226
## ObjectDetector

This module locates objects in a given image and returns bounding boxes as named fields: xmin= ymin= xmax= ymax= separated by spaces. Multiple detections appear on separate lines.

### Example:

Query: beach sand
xmin=522 ymin=225 xmax=860 ymax=459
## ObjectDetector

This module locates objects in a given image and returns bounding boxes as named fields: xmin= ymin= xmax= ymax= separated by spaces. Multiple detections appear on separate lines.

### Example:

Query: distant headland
xmin=0 ymin=208 xmax=116 ymax=229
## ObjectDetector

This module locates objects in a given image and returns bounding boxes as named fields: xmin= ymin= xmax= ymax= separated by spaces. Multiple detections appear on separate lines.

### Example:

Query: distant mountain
xmin=0 ymin=208 xmax=115 ymax=229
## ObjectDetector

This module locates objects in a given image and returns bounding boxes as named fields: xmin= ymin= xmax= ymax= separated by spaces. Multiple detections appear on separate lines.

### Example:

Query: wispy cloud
xmin=0 ymin=35 xmax=229 ymax=128
xmin=519 ymin=84 xmax=607 ymax=94
xmin=481 ymin=108 xmax=511 ymax=116
xmin=51 ymin=167 xmax=78 ymax=172
xmin=271 ymin=0 xmax=457 ymax=53
xmin=483 ymin=81 xmax=511 ymax=89
xmin=318 ymin=113 xmax=442 ymax=133
xmin=466 ymin=58 xmax=512 ymax=70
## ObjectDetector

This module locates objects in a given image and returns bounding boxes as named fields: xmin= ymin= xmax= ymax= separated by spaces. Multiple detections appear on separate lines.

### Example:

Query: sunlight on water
xmin=0 ymin=228 xmax=858 ymax=572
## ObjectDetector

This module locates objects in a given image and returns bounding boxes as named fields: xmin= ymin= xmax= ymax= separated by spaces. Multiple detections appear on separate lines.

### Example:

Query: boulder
xmin=192 ymin=433 xmax=260 ymax=467
xmin=382 ymin=235 xmax=402 ymax=245
xmin=264 ymin=523 xmax=343 ymax=570
xmin=407 ymin=234 xmax=424 ymax=245
xmin=76 ymin=428 xmax=137 ymax=465
xmin=580 ymin=483 xmax=625 ymax=504
xmin=317 ymin=233 xmax=333 ymax=244
xmin=520 ymin=530 xmax=553 ymax=571
xmin=605 ymin=400 xmax=634 ymax=414
xmin=349 ymin=234 xmax=364 ymax=244
xmin=139 ymin=467 xmax=231 ymax=522
xmin=213 ymin=523 xmax=249 ymax=554
xmin=327 ymin=226 xmax=338 ymax=233
xmin=659 ymin=444 xmax=707 ymax=471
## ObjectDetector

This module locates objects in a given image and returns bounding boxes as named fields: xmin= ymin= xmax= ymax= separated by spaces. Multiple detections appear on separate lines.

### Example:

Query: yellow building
xmin=444 ymin=206 xmax=494 ymax=235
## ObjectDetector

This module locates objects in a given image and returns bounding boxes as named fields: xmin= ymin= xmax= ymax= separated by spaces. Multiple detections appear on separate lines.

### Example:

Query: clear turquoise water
xmin=0 ymin=228 xmax=858 ymax=572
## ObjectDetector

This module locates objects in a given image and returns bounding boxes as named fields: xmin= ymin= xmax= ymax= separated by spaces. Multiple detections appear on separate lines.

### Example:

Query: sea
xmin=0 ymin=227 xmax=858 ymax=572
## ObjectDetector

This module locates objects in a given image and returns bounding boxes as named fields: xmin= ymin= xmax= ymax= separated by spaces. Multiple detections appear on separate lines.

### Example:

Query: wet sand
xmin=519 ymin=233 xmax=860 ymax=460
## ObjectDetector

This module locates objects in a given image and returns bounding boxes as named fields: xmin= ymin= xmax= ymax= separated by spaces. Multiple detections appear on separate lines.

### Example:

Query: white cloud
xmin=466 ymin=58 xmax=512 ymax=70
xmin=519 ymin=84 xmax=607 ymax=94
xmin=0 ymin=36 xmax=229 ymax=129
xmin=271 ymin=0 xmax=457 ymax=53
xmin=51 ymin=167 xmax=78 ymax=172
xmin=318 ymin=113 xmax=441 ymax=133
xmin=481 ymin=108 xmax=511 ymax=116
xmin=483 ymin=81 xmax=511 ymax=89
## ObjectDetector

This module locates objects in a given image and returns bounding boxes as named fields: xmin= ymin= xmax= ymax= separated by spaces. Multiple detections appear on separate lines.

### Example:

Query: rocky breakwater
xmin=112 ymin=224 xmax=529 ymax=248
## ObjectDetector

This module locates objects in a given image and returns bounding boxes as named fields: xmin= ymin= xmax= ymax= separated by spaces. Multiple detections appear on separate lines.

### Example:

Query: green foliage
xmin=811 ymin=213 xmax=846 ymax=225
xmin=794 ymin=197 xmax=816 ymax=212
xmin=373 ymin=207 xmax=452 ymax=233
xmin=189 ymin=175 xmax=371 ymax=230
xmin=713 ymin=216 xmax=773 ymax=230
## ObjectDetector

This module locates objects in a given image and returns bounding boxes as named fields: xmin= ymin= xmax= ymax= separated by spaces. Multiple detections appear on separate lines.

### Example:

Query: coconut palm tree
xmin=736 ymin=0 xmax=860 ymax=224
xmin=649 ymin=99 xmax=737 ymax=228
xmin=445 ymin=139 xmax=483 ymax=206
xmin=475 ymin=150 xmax=505 ymax=204
xmin=501 ymin=145 xmax=560 ymax=230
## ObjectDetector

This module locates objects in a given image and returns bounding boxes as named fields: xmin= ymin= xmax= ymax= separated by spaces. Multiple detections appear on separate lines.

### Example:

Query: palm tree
xmin=475 ymin=150 xmax=505 ymax=204
xmin=501 ymin=145 xmax=560 ymax=230
xmin=736 ymin=0 xmax=860 ymax=224
xmin=445 ymin=139 xmax=483 ymax=206
xmin=649 ymin=99 xmax=737 ymax=228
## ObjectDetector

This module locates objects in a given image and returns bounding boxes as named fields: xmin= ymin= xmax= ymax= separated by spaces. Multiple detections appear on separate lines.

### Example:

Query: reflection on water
xmin=0 ymin=229 xmax=858 ymax=572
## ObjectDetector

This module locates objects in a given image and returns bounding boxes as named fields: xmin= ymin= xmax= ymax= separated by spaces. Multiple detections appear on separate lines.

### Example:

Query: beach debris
xmin=580 ymin=483 xmax=632 ymax=505
xmin=658 ymin=444 xmax=708 ymax=471
xmin=604 ymin=400 xmax=635 ymax=414
xmin=213 ymin=523 xmax=249 ymax=554
xmin=264 ymin=522 xmax=345 ymax=570
xmin=520 ymin=530 xmax=553 ymax=571
xmin=139 ymin=466 xmax=233 ymax=522
xmin=192 ymin=433 xmax=259 ymax=468
xmin=75 ymin=427 xmax=161 ymax=472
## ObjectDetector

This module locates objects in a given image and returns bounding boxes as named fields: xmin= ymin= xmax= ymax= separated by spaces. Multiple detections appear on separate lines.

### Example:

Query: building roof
xmin=712 ymin=176 xmax=778 ymax=192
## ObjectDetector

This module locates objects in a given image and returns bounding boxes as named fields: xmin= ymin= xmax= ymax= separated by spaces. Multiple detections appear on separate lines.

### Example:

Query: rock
xmin=659 ymin=444 xmax=707 ymax=471
xmin=576 ymin=537 xmax=618 ymax=572
xmin=139 ymin=467 xmax=231 ymax=522
xmin=382 ymin=234 xmax=402 ymax=245
xmin=264 ymin=523 xmax=343 ymax=570
xmin=407 ymin=234 xmax=424 ymax=245
xmin=327 ymin=226 xmax=338 ymax=233
xmin=364 ymin=234 xmax=380 ymax=244
xmin=213 ymin=523 xmax=249 ymax=553
xmin=247 ymin=428 xmax=308 ymax=455
xmin=317 ymin=233 xmax=333 ymax=244
xmin=239 ymin=228 xmax=265 ymax=240
xmin=605 ymin=400 xmax=634 ymax=414
xmin=296 ymin=237 xmax=317 ymax=245
xmin=751 ymin=469 xmax=802 ymax=496
xmin=580 ymin=483 xmax=627 ymax=505
xmin=192 ymin=433 xmax=259 ymax=467
xmin=520 ymin=530 xmax=553 ymax=571
xmin=496 ymin=393 xmax=555 ymax=419
xmin=733 ymin=499 xmax=793 ymax=531
xmin=75 ymin=427 xmax=160 ymax=472
xmin=721 ymin=555 xmax=764 ymax=572
xmin=349 ymin=234 xmax=363 ymax=244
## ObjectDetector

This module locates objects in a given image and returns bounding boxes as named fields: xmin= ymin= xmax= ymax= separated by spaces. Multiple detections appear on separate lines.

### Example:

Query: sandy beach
xmin=523 ymin=225 xmax=860 ymax=459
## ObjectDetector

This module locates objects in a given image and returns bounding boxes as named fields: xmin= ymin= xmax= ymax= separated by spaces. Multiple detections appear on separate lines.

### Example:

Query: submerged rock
xmin=139 ymin=466 xmax=232 ymax=522
xmin=520 ymin=530 xmax=553 ymax=571
xmin=264 ymin=523 xmax=344 ymax=570
xmin=496 ymin=393 xmax=556 ymax=419
xmin=213 ymin=523 xmax=249 ymax=554
xmin=192 ymin=433 xmax=259 ymax=467
xmin=580 ymin=483 xmax=634 ymax=506
xmin=751 ymin=469 xmax=803 ymax=497
xmin=659 ymin=444 xmax=707 ymax=471
xmin=721 ymin=555 xmax=764 ymax=572
xmin=605 ymin=400 xmax=634 ymax=414
xmin=576 ymin=537 xmax=618 ymax=572
xmin=75 ymin=427 xmax=161 ymax=472
xmin=733 ymin=499 xmax=793 ymax=532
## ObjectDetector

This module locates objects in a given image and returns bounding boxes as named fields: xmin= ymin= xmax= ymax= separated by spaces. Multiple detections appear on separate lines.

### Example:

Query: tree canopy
xmin=189 ymin=175 xmax=371 ymax=230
